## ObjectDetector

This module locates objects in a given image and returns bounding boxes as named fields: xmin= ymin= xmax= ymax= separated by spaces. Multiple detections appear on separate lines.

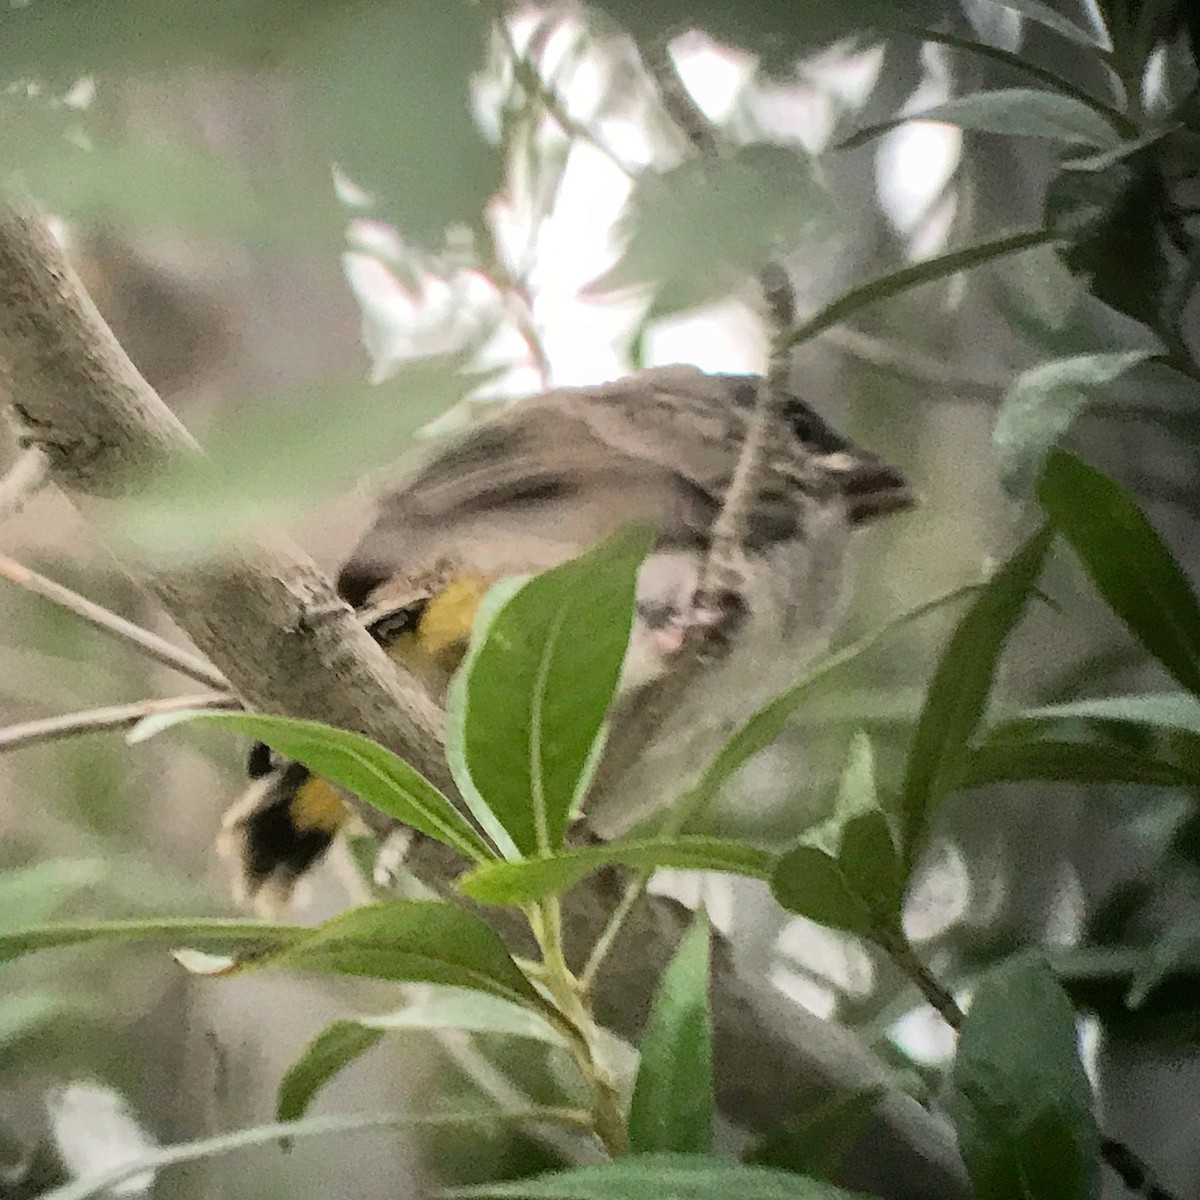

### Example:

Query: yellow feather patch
xmin=289 ymin=776 xmax=349 ymax=834
xmin=417 ymin=573 xmax=490 ymax=659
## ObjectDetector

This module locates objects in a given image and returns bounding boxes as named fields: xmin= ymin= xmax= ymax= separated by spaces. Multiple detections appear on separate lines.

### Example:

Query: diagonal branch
xmin=0 ymin=446 xmax=48 ymax=520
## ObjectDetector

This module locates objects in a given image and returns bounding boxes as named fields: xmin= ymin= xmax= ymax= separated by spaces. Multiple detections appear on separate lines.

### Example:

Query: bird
xmin=219 ymin=364 xmax=913 ymax=907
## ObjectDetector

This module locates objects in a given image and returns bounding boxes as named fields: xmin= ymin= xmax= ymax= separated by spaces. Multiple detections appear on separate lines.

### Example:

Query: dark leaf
xmin=277 ymin=1020 xmax=384 ymax=1122
xmin=628 ymin=913 xmax=713 ymax=1156
xmin=900 ymin=529 xmax=1052 ymax=861
xmin=1038 ymin=451 xmax=1200 ymax=697
xmin=947 ymin=956 xmax=1100 ymax=1200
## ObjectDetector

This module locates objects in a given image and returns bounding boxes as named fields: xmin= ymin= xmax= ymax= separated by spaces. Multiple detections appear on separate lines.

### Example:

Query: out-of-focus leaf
xmin=446 ymin=528 xmax=650 ymax=859
xmin=277 ymin=1020 xmax=385 ymax=1122
xmin=0 ymin=917 xmax=295 ymax=967
xmin=744 ymin=1087 xmax=886 ymax=1180
xmin=841 ymin=89 xmax=1124 ymax=152
xmin=962 ymin=735 xmax=1197 ymax=788
xmin=786 ymin=230 xmax=1056 ymax=349
xmin=363 ymin=990 xmax=567 ymax=1047
xmin=993 ymin=351 xmax=1152 ymax=496
xmin=772 ymin=735 xmax=905 ymax=938
xmin=900 ymin=529 xmax=1052 ymax=861
xmin=0 ymin=859 xmax=106 ymax=933
xmin=457 ymin=836 xmax=774 ymax=905
xmin=585 ymin=146 xmax=831 ymax=317
xmin=1126 ymin=915 xmax=1200 ymax=1009
xmin=675 ymin=586 xmax=980 ymax=831
xmin=1020 ymin=693 xmax=1200 ymax=732
xmin=131 ymin=710 xmax=493 ymax=864
xmin=628 ymin=912 xmax=712 ymax=1155
xmin=1039 ymin=451 xmax=1200 ymax=697
xmin=986 ymin=0 xmax=1109 ymax=48
xmin=107 ymin=359 xmax=481 ymax=558
xmin=446 ymin=1153 xmax=874 ymax=1199
xmin=947 ymin=956 xmax=1099 ymax=1200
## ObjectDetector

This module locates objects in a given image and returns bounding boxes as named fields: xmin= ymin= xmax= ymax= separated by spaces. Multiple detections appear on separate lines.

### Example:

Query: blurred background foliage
xmin=2 ymin=0 xmax=1200 ymax=1196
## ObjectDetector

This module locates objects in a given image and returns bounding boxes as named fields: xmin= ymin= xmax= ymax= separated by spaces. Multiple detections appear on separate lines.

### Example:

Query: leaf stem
xmin=531 ymin=899 xmax=628 ymax=1156
xmin=579 ymin=872 xmax=648 ymax=992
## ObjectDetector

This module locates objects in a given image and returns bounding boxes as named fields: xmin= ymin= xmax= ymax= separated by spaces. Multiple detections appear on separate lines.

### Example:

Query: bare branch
xmin=0 ymin=691 xmax=237 ymax=753
xmin=0 ymin=446 xmax=48 ymax=520
xmin=0 ymin=552 xmax=230 ymax=691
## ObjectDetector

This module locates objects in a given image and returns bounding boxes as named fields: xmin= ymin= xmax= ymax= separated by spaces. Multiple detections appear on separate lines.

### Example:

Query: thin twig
xmin=0 ymin=692 xmax=237 ymax=753
xmin=644 ymin=39 xmax=721 ymax=156
xmin=0 ymin=446 xmax=49 ymax=520
xmin=881 ymin=930 xmax=1181 ymax=1200
xmin=0 ymin=552 xmax=229 ymax=691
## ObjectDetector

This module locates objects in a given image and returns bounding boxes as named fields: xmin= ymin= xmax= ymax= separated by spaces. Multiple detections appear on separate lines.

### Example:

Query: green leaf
xmin=131 ymin=710 xmax=493 ymax=864
xmin=675 ymin=585 xmax=980 ymax=832
xmin=223 ymin=902 xmax=546 ymax=1012
xmin=771 ymin=735 xmax=904 ymax=939
xmin=362 ymin=990 xmax=567 ymax=1047
xmin=963 ymin=735 xmax=1197 ymax=789
xmin=900 ymin=529 xmax=1052 ymax=861
xmin=446 ymin=527 xmax=651 ymax=859
xmin=445 ymin=1153 xmax=874 ymax=1199
xmin=982 ymin=0 xmax=1109 ymax=48
xmin=277 ymin=1020 xmax=385 ymax=1122
xmin=1020 ymin=692 xmax=1200 ymax=733
xmin=1039 ymin=451 xmax=1200 ymax=697
xmin=586 ymin=146 xmax=831 ymax=317
xmin=947 ymin=956 xmax=1100 ymax=1200
xmin=785 ymin=230 xmax=1056 ymax=350
xmin=744 ymin=1087 xmax=887 ymax=1180
xmin=994 ymin=352 xmax=1152 ymax=497
xmin=457 ymin=836 xmax=775 ymax=906
xmin=0 ymin=859 xmax=106 ymax=933
xmin=840 ymin=90 xmax=1123 ymax=152
xmin=628 ymin=913 xmax=713 ymax=1156
xmin=0 ymin=917 xmax=295 ymax=968
xmin=1126 ymin=914 xmax=1200 ymax=1009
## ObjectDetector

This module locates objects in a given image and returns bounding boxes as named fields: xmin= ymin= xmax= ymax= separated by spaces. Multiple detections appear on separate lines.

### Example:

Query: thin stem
xmin=532 ymin=899 xmax=628 ymax=1156
xmin=0 ymin=553 xmax=229 ymax=691
xmin=0 ymin=447 xmax=48 ymax=520
xmin=0 ymin=692 xmax=238 ymax=753
xmin=580 ymin=871 xmax=649 ymax=992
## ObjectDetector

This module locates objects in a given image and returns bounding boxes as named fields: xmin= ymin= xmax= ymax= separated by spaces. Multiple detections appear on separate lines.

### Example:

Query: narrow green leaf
xmin=446 ymin=528 xmax=651 ymax=858
xmin=744 ymin=1087 xmax=887 ymax=1180
xmin=226 ymin=902 xmax=545 ymax=1012
xmin=628 ymin=913 xmax=713 ymax=1156
xmin=963 ymin=735 xmax=1196 ymax=788
xmin=363 ymin=991 xmax=567 ymax=1047
xmin=784 ymin=230 xmax=1055 ymax=350
xmin=456 ymin=836 xmax=775 ymax=906
xmin=901 ymin=528 xmax=1052 ymax=861
xmin=131 ymin=710 xmax=493 ymax=864
xmin=987 ymin=0 xmax=1108 ymax=48
xmin=0 ymin=917 xmax=296 ymax=967
xmin=277 ymin=1020 xmax=384 ymax=1121
xmin=445 ymin=1154 xmax=874 ymax=1199
xmin=1020 ymin=692 xmax=1200 ymax=732
xmin=1039 ymin=451 xmax=1200 ymax=697
xmin=675 ymin=585 xmax=980 ymax=831
xmin=840 ymin=90 xmax=1123 ymax=152
xmin=994 ymin=352 xmax=1152 ymax=496
xmin=0 ymin=859 xmax=106 ymax=933
xmin=947 ymin=956 xmax=1100 ymax=1200
xmin=1126 ymin=915 xmax=1200 ymax=1008
xmin=883 ymin=31 xmax=1127 ymax=132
